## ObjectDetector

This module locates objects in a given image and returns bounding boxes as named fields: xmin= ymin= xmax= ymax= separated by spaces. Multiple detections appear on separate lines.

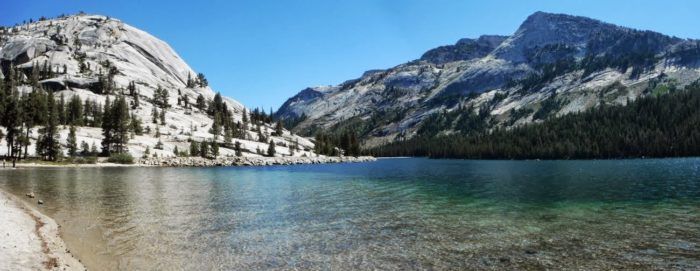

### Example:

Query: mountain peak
xmin=519 ymin=11 xmax=613 ymax=31
xmin=491 ymin=11 xmax=622 ymax=63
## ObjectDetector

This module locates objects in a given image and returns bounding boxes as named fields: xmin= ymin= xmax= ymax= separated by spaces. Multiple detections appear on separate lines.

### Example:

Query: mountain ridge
xmin=276 ymin=11 xmax=700 ymax=150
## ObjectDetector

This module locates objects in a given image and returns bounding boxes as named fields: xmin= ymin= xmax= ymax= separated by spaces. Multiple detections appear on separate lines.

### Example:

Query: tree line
xmin=313 ymin=131 xmax=361 ymax=157
xmin=369 ymin=81 xmax=700 ymax=159
xmin=0 ymin=62 xmax=301 ymax=165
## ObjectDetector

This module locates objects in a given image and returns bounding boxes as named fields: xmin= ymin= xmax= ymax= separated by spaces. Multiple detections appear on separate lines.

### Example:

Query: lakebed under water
xmin=1 ymin=158 xmax=699 ymax=270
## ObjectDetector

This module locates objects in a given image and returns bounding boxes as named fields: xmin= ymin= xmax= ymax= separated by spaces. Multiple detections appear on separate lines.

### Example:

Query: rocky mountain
xmin=0 ymin=14 xmax=319 ymax=159
xmin=277 ymin=12 xmax=700 ymax=148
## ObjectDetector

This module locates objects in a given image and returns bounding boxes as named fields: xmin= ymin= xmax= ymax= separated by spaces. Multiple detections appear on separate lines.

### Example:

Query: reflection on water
xmin=1 ymin=158 xmax=699 ymax=269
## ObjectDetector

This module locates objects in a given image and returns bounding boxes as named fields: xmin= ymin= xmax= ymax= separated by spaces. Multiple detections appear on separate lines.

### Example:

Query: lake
xmin=1 ymin=158 xmax=699 ymax=269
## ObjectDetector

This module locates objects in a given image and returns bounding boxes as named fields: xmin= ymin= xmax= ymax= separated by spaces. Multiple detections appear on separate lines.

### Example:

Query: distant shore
xmin=0 ymin=190 xmax=85 ymax=270
xmin=1 ymin=156 xmax=376 ymax=169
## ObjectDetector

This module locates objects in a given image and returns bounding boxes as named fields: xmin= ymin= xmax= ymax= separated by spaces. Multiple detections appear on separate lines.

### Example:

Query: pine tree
xmin=101 ymin=97 xmax=112 ymax=155
xmin=29 ymin=63 xmax=40 ymax=87
xmin=210 ymin=140 xmax=219 ymax=157
xmin=92 ymin=101 xmax=103 ymax=127
xmin=3 ymin=82 xmax=22 ymax=165
xmin=275 ymin=120 xmax=284 ymax=136
xmin=173 ymin=145 xmax=179 ymax=156
xmin=186 ymin=72 xmax=194 ymax=88
xmin=257 ymin=125 xmax=266 ymax=143
xmin=195 ymin=94 xmax=206 ymax=110
xmin=234 ymin=141 xmax=242 ymax=157
xmin=57 ymin=94 xmax=66 ymax=125
xmin=83 ymin=99 xmax=92 ymax=125
xmin=90 ymin=142 xmax=98 ymax=155
xmin=37 ymin=91 xmax=61 ymax=161
xmin=159 ymin=109 xmax=166 ymax=125
xmin=211 ymin=114 xmax=221 ymax=139
xmin=80 ymin=141 xmax=90 ymax=156
xmin=110 ymin=96 xmax=130 ymax=153
xmin=130 ymin=114 xmax=143 ymax=135
xmin=66 ymin=95 xmax=83 ymax=125
xmin=183 ymin=94 xmax=189 ymax=109
xmin=21 ymin=87 xmax=47 ymax=158
xmin=196 ymin=73 xmax=208 ymax=87
xmin=189 ymin=141 xmax=199 ymax=157
xmin=153 ymin=85 xmax=169 ymax=108
xmin=350 ymin=132 xmax=360 ymax=156
xmin=67 ymin=125 xmax=78 ymax=157
xmin=128 ymin=81 xmax=136 ymax=96
xmin=267 ymin=139 xmax=276 ymax=157
xmin=151 ymin=106 xmax=158 ymax=124
xmin=129 ymin=81 xmax=139 ymax=109
xmin=200 ymin=141 xmax=208 ymax=158
xmin=224 ymin=128 xmax=232 ymax=145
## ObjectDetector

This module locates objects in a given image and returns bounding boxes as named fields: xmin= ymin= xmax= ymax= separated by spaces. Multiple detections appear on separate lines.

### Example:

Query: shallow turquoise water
xmin=1 ymin=158 xmax=699 ymax=269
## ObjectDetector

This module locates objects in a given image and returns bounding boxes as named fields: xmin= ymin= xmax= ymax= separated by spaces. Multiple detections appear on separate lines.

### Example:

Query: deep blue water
xmin=1 ymin=158 xmax=699 ymax=269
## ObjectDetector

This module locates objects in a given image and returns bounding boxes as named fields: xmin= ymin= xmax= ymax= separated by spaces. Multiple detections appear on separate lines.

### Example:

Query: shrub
xmin=66 ymin=156 xmax=97 ymax=164
xmin=107 ymin=153 xmax=134 ymax=164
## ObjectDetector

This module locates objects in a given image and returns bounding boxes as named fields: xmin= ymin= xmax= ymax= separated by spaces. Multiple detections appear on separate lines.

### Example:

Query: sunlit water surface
xmin=1 ymin=158 xmax=699 ymax=270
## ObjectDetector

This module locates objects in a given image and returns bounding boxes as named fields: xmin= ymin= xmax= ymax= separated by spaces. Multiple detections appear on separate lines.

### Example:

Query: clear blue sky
xmin=3 ymin=1 xmax=700 ymax=110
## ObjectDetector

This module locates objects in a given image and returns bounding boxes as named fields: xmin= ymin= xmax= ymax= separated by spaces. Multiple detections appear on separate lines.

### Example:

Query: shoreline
xmin=0 ymin=189 xmax=85 ymax=270
xmin=138 ymin=155 xmax=376 ymax=167
xmin=2 ymin=156 xmax=376 ymax=168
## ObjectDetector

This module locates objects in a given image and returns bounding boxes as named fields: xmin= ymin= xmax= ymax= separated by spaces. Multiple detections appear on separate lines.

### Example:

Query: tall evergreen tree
xmin=195 ymin=94 xmax=206 ymax=110
xmin=275 ymin=120 xmax=284 ymax=136
xmin=57 ymin=94 xmax=66 ymax=125
xmin=66 ymin=95 xmax=83 ymax=125
xmin=67 ymin=125 xmax=78 ymax=157
xmin=186 ymin=72 xmax=195 ymax=88
xmin=200 ymin=141 xmax=208 ymax=158
xmin=130 ymin=114 xmax=143 ymax=135
xmin=189 ymin=141 xmax=200 ymax=157
xmin=211 ymin=114 xmax=221 ymax=139
xmin=37 ymin=91 xmax=61 ymax=161
xmin=159 ymin=109 xmax=166 ymax=125
xmin=21 ymin=88 xmax=47 ymax=158
xmin=196 ymin=73 xmax=208 ymax=87
xmin=101 ymin=97 xmax=113 ymax=155
xmin=110 ymin=96 xmax=131 ymax=154
xmin=267 ymin=139 xmax=276 ymax=157
xmin=234 ymin=141 xmax=242 ymax=157
xmin=83 ymin=99 xmax=92 ymax=125
xmin=210 ymin=140 xmax=219 ymax=157
xmin=3 ymin=83 xmax=22 ymax=164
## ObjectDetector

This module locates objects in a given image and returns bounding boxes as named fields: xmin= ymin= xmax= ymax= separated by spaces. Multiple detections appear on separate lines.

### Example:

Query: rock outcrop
xmin=0 ymin=14 xmax=327 ymax=159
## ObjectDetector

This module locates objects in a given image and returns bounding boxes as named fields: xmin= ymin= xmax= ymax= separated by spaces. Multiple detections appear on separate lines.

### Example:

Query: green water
xmin=1 ymin=158 xmax=699 ymax=270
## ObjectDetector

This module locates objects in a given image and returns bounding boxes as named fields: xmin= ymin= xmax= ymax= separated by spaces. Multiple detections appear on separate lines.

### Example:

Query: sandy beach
xmin=0 ymin=190 xmax=85 ymax=271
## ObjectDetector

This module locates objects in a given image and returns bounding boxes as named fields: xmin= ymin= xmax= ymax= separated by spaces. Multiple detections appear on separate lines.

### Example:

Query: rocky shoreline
xmin=137 ymin=156 xmax=377 ymax=167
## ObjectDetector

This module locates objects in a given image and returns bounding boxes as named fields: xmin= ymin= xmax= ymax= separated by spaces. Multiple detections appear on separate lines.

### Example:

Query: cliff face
xmin=277 ymin=12 xmax=700 ymax=148
xmin=0 ymin=14 xmax=319 ymax=158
